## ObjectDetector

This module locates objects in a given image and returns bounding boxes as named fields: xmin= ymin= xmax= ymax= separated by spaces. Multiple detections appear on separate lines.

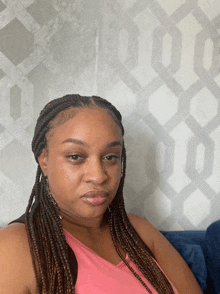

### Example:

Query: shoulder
xmin=127 ymin=213 xmax=164 ymax=253
xmin=127 ymin=212 xmax=155 ymax=231
xmin=127 ymin=213 xmax=189 ymax=258
xmin=128 ymin=214 xmax=203 ymax=293
xmin=0 ymin=224 xmax=35 ymax=293
xmin=0 ymin=222 xmax=26 ymax=236
xmin=0 ymin=223 xmax=30 ymax=253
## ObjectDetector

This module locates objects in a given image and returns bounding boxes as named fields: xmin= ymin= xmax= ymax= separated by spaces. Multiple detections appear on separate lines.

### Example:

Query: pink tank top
xmin=64 ymin=229 xmax=179 ymax=294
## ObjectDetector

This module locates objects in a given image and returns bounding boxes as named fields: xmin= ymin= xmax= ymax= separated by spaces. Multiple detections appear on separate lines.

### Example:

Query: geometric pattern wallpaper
xmin=0 ymin=0 xmax=220 ymax=230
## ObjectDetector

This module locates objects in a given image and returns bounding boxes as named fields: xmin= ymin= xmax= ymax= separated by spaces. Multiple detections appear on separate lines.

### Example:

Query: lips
xmin=81 ymin=191 xmax=108 ymax=206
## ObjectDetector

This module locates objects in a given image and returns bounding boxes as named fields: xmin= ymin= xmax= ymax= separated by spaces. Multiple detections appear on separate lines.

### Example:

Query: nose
xmin=84 ymin=158 xmax=108 ymax=185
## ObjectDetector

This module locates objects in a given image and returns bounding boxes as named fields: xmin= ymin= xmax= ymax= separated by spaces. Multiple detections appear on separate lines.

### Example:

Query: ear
xmin=38 ymin=148 xmax=48 ymax=177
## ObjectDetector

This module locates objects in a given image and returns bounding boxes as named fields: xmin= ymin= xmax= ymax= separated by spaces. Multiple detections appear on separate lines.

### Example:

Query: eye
xmin=104 ymin=155 xmax=120 ymax=162
xmin=69 ymin=155 xmax=83 ymax=161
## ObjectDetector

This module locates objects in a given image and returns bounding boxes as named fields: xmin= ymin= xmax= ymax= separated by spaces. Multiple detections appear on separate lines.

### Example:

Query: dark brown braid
xmin=25 ymin=94 xmax=175 ymax=293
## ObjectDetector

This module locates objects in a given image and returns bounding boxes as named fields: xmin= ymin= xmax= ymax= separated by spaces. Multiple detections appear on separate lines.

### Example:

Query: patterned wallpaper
xmin=0 ymin=0 xmax=220 ymax=230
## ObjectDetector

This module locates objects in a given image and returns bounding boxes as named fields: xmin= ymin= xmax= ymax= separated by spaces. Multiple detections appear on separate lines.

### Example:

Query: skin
xmin=0 ymin=108 xmax=203 ymax=294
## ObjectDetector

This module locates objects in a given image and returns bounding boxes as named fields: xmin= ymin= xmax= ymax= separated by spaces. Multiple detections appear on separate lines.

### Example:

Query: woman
xmin=0 ymin=94 xmax=202 ymax=294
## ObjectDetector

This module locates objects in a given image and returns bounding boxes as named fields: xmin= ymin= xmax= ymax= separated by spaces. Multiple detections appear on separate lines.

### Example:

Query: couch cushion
xmin=162 ymin=230 xmax=207 ymax=292
xmin=204 ymin=220 xmax=220 ymax=294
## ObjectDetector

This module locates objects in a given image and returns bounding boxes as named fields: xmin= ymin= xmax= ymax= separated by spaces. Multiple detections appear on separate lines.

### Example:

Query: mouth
xmin=81 ymin=191 xmax=108 ymax=206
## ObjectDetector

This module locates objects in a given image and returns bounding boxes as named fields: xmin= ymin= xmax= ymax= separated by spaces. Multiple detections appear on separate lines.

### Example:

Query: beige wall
xmin=0 ymin=0 xmax=220 ymax=230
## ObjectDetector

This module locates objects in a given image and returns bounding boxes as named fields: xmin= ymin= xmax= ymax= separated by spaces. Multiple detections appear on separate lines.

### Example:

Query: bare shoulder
xmin=127 ymin=213 xmax=182 ymax=261
xmin=127 ymin=212 xmax=155 ymax=231
xmin=128 ymin=213 xmax=203 ymax=293
xmin=0 ymin=222 xmax=27 ymax=239
xmin=0 ymin=223 xmax=36 ymax=294
xmin=0 ymin=223 xmax=30 ymax=254
xmin=127 ymin=213 xmax=162 ymax=252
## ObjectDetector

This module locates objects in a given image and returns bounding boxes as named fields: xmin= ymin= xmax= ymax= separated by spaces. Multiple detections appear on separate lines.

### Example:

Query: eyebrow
xmin=62 ymin=138 xmax=88 ymax=147
xmin=107 ymin=141 xmax=122 ymax=148
xmin=62 ymin=138 xmax=122 ymax=148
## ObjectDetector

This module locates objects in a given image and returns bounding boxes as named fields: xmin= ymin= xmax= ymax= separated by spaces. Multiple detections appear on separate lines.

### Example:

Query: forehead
xmin=47 ymin=107 xmax=123 ymax=145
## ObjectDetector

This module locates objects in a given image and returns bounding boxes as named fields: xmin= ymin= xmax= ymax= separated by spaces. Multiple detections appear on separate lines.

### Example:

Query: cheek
xmin=48 ymin=164 xmax=79 ymax=194
xmin=49 ymin=158 xmax=74 ymax=180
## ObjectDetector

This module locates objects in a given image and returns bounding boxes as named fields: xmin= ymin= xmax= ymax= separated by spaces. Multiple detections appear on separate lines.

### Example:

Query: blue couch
xmin=162 ymin=220 xmax=220 ymax=294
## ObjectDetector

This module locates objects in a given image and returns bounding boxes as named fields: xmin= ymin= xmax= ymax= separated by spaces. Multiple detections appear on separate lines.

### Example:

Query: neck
xmin=60 ymin=210 xmax=108 ymax=234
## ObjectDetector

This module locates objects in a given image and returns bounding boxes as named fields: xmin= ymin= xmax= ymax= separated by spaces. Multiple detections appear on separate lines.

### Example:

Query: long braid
xmin=109 ymin=147 xmax=174 ymax=293
xmin=26 ymin=94 xmax=175 ymax=293
xmin=26 ymin=171 xmax=76 ymax=293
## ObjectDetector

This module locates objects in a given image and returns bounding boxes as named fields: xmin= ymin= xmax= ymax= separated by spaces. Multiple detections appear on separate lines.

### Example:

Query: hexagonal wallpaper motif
xmin=0 ymin=0 xmax=220 ymax=230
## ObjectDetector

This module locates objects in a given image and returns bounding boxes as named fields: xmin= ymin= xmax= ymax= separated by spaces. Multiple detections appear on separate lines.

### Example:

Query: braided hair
xmin=26 ymin=94 xmax=175 ymax=293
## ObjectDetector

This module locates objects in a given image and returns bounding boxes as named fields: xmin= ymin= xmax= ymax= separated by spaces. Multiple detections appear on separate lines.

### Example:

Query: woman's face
xmin=38 ymin=107 xmax=123 ymax=220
